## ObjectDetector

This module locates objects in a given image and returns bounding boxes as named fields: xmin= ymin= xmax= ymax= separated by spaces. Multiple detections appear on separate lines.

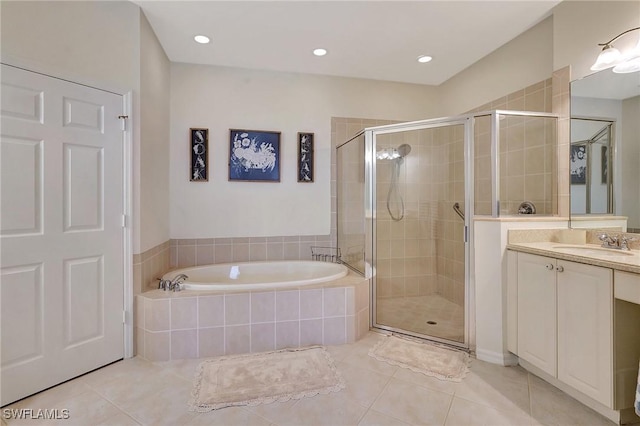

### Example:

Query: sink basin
xmin=552 ymin=245 xmax=635 ymax=257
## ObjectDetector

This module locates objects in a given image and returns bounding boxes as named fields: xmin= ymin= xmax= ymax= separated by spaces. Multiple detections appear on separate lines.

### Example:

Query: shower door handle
xmin=453 ymin=202 xmax=465 ymax=221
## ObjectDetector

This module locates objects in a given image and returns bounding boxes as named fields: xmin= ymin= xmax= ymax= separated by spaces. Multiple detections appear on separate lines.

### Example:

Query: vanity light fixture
xmin=590 ymin=27 xmax=640 ymax=73
xmin=194 ymin=35 xmax=210 ymax=44
xmin=313 ymin=48 xmax=328 ymax=57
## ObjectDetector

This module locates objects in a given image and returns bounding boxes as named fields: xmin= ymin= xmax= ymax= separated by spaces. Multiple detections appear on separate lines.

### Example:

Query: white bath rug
xmin=189 ymin=346 xmax=345 ymax=411
xmin=369 ymin=335 xmax=470 ymax=382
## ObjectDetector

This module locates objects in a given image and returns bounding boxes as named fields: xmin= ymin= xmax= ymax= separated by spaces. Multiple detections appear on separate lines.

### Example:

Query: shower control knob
xmin=545 ymin=264 xmax=554 ymax=270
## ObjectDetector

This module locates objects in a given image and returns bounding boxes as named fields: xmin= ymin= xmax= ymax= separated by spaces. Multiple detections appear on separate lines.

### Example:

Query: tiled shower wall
xmin=336 ymin=133 xmax=366 ymax=270
xmin=374 ymin=125 xmax=466 ymax=307
xmin=471 ymin=78 xmax=558 ymax=216
xmin=168 ymin=235 xmax=332 ymax=272
xmin=552 ymin=67 xmax=571 ymax=218
xmin=332 ymin=118 xmax=466 ymax=307
xmin=332 ymin=77 xmax=559 ymax=307
xmin=333 ymin=117 xmax=399 ymax=272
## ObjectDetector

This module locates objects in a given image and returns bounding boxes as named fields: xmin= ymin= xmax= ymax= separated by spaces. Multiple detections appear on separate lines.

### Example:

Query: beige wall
xmin=169 ymin=63 xmax=440 ymax=239
xmin=139 ymin=12 xmax=171 ymax=253
xmin=439 ymin=16 xmax=554 ymax=116
xmin=1 ymin=1 xmax=173 ymax=257
xmin=1 ymin=1 xmax=173 ymax=302
xmin=552 ymin=1 xmax=640 ymax=81
xmin=0 ymin=1 xmax=140 ymax=93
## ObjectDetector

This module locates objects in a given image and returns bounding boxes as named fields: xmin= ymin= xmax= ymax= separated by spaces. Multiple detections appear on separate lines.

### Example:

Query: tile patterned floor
xmin=377 ymin=295 xmax=464 ymax=342
xmin=2 ymin=332 xmax=618 ymax=426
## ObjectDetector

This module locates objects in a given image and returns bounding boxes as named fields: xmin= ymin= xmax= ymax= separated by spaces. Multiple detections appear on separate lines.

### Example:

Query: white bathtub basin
xmin=163 ymin=260 xmax=349 ymax=291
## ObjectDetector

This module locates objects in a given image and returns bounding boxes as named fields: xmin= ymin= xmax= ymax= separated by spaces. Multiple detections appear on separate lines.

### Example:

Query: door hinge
xmin=464 ymin=225 xmax=469 ymax=243
xmin=121 ymin=214 xmax=127 ymax=228
xmin=118 ymin=115 xmax=128 ymax=131
xmin=122 ymin=310 xmax=127 ymax=324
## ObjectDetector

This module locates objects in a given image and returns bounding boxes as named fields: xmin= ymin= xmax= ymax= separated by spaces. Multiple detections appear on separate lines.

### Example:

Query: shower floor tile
xmin=2 ymin=331 xmax=616 ymax=426
xmin=376 ymin=294 xmax=464 ymax=342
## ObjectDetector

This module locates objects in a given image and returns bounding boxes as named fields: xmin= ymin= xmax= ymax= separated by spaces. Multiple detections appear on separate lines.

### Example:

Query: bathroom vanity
xmin=506 ymin=231 xmax=640 ymax=424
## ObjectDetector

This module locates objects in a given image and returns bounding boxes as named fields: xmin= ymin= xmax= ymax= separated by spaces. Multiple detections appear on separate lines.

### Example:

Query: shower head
xmin=376 ymin=144 xmax=412 ymax=160
xmin=397 ymin=144 xmax=411 ymax=158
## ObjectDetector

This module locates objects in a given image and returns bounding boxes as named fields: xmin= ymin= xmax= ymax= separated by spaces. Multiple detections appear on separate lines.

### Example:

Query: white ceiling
xmin=135 ymin=0 xmax=560 ymax=86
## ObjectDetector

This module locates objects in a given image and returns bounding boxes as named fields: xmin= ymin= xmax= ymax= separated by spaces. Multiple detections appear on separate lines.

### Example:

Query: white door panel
xmin=1 ymin=64 xmax=124 ymax=405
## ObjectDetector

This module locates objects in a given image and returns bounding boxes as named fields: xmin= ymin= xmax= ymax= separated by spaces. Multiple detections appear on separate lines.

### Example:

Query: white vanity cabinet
xmin=516 ymin=252 xmax=557 ymax=376
xmin=556 ymin=259 xmax=612 ymax=407
xmin=513 ymin=252 xmax=613 ymax=407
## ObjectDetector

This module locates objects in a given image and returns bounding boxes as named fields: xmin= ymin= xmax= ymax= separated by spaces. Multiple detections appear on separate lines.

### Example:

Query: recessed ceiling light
xmin=313 ymin=48 xmax=328 ymax=57
xmin=194 ymin=35 xmax=210 ymax=44
xmin=417 ymin=55 xmax=433 ymax=63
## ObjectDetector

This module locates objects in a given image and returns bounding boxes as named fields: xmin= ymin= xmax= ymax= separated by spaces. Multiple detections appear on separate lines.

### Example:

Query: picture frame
xmin=570 ymin=143 xmax=586 ymax=185
xmin=601 ymin=145 xmax=608 ymax=184
xmin=229 ymin=129 xmax=281 ymax=182
xmin=190 ymin=128 xmax=208 ymax=181
xmin=297 ymin=132 xmax=314 ymax=182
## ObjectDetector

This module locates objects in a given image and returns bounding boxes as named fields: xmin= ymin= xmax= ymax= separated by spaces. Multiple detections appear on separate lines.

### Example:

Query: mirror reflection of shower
xmin=377 ymin=143 xmax=411 ymax=221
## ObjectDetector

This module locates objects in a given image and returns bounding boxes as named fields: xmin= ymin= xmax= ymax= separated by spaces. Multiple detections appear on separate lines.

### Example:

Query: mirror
xmin=570 ymin=70 xmax=640 ymax=232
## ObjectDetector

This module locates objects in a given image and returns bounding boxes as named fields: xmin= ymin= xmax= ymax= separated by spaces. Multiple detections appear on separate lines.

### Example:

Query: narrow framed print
xmin=190 ymin=128 xmax=208 ymax=181
xmin=297 ymin=132 xmax=314 ymax=182
xmin=229 ymin=129 xmax=281 ymax=182
xmin=570 ymin=143 xmax=586 ymax=185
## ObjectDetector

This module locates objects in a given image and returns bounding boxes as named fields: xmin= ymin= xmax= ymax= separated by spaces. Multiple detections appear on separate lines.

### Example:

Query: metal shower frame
xmin=336 ymin=110 xmax=559 ymax=350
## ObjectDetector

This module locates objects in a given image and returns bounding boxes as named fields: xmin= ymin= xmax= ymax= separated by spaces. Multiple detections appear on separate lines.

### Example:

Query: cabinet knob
xmin=556 ymin=265 xmax=564 ymax=272
xmin=546 ymin=264 xmax=554 ymax=270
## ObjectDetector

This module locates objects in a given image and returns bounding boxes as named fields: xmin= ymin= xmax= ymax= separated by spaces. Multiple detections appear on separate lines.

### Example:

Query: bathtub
xmin=138 ymin=260 xmax=370 ymax=361
xmin=162 ymin=260 xmax=349 ymax=291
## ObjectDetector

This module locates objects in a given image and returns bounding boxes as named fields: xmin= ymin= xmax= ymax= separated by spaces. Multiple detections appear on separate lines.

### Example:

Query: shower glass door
xmin=371 ymin=119 xmax=469 ymax=348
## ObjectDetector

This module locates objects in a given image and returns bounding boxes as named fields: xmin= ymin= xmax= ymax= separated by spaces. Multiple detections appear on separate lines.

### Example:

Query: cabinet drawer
xmin=615 ymin=271 xmax=640 ymax=305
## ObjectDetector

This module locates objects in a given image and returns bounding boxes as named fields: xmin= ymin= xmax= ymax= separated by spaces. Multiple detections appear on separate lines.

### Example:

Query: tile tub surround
xmin=169 ymin=235 xmax=335 ymax=271
xmin=135 ymin=273 xmax=370 ymax=361
xmin=133 ymin=240 xmax=171 ymax=294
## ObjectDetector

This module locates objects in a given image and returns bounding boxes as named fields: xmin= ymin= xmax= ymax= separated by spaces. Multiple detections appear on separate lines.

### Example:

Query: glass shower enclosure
xmin=336 ymin=111 xmax=558 ymax=349
xmin=337 ymin=116 xmax=471 ymax=348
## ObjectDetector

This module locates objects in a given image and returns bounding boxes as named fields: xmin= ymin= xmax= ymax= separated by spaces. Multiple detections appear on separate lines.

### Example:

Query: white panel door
xmin=1 ymin=64 xmax=124 ymax=405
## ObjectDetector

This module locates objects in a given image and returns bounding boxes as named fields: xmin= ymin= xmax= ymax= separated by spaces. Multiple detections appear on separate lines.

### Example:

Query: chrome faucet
xmin=157 ymin=278 xmax=169 ymax=291
xmin=598 ymin=233 xmax=637 ymax=250
xmin=168 ymin=274 xmax=188 ymax=291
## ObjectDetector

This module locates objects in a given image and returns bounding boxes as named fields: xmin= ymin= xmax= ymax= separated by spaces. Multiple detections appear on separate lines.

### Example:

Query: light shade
xmin=614 ymin=37 xmax=640 ymax=72
xmin=613 ymin=57 xmax=640 ymax=73
xmin=590 ymin=45 xmax=622 ymax=71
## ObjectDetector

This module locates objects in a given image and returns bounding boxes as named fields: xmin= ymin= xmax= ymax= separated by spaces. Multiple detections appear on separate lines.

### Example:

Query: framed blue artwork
xmin=229 ymin=129 xmax=281 ymax=182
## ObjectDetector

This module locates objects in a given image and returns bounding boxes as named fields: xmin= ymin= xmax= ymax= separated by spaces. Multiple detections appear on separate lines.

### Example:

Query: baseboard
xmin=519 ymin=358 xmax=630 ymax=424
xmin=475 ymin=348 xmax=518 ymax=366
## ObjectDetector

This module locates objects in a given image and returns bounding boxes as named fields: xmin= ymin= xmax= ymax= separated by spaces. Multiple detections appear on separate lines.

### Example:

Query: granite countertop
xmin=507 ymin=241 xmax=640 ymax=274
